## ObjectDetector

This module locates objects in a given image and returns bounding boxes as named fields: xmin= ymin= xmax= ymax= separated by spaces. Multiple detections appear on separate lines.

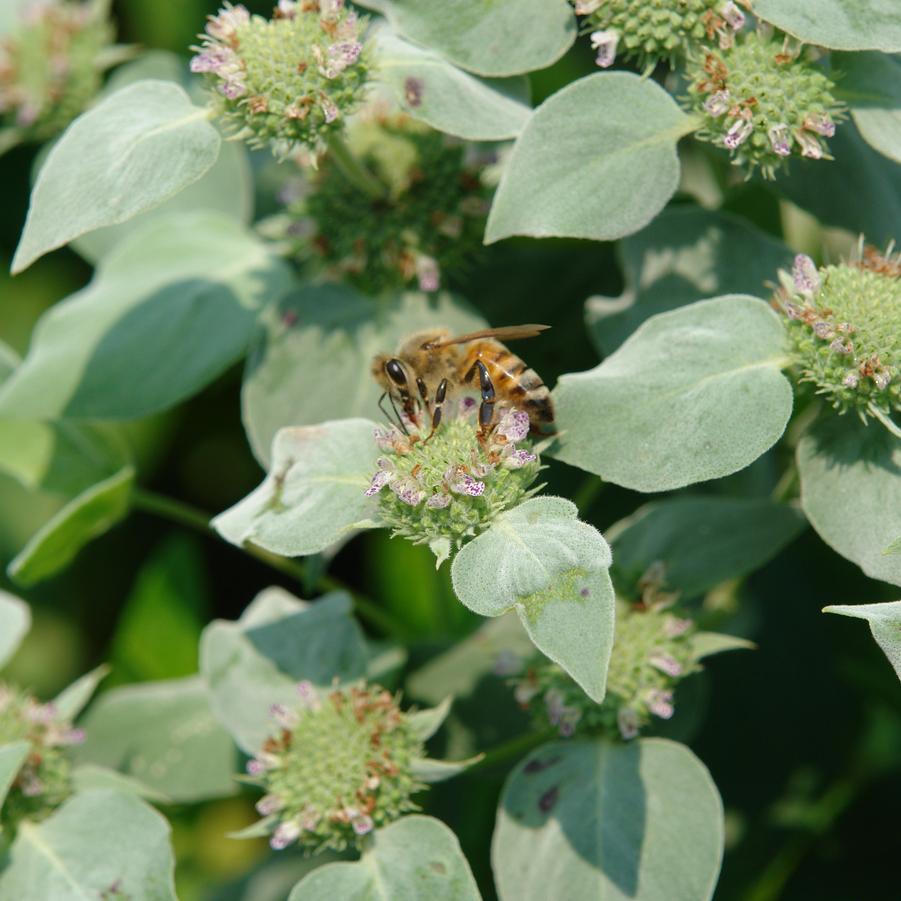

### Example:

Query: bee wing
xmin=427 ymin=324 xmax=551 ymax=348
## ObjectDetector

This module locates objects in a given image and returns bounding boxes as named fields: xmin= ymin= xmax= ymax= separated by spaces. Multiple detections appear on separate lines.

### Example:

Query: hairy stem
xmin=325 ymin=132 xmax=387 ymax=201
xmin=469 ymin=728 xmax=556 ymax=773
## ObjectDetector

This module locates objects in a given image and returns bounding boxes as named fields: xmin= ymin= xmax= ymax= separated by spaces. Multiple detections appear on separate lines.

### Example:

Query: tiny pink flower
xmin=663 ymin=616 xmax=692 ymax=638
xmin=270 ymin=703 xmax=298 ymax=729
xmin=391 ymin=477 xmax=426 ymax=506
xmin=416 ymin=254 xmax=441 ymax=292
xmin=496 ymin=409 xmax=529 ymax=443
xmin=256 ymin=793 xmax=284 ymax=816
xmin=246 ymin=758 xmax=267 ymax=776
xmin=365 ymin=469 xmax=392 ymax=497
xmin=320 ymin=96 xmax=339 ymax=123
xmin=796 ymin=130 xmax=823 ymax=159
xmin=206 ymin=4 xmax=250 ymax=42
xmin=874 ymin=371 xmax=892 ymax=390
xmin=296 ymin=680 xmax=320 ymax=710
xmin=21 ymin=775 xmax=43 ymax=797
xmin=704 ymin=90 xmax=730 ymax=117
xmin=829 ymin=338 xmax=853 ymax=354
xmin=842 ymin=371 xmax=860 ymax=389
xmin=812 ymin=321 xmax=835 ymax=340
xmin=646 ymin=688 xmax=675 ymax=719
xmin=649 ymin=651 xmax=683 ymax=677
xmin=574 ymin=0 xmax=603 ymax=13
xmin=446 ymin=468 xmax=485 ymax=497
xmin=493 ymin=650 xmax=524 ymax=677
xmin=426 ymin=492 xmax=451 ymax=509
xmin=724 ymin=117 xmax=753 ymax=150
xmin=792 ymin=254 xmax=820 ymax=295
xmin=590 ymin=30 xmax=618 ymax=69
xmin=721 ymin=2 xmax=746 ymax=29
xmin=502 ymin=448 xmax=537 ymax=469
xmin=617 ymin=707 xmax=640 ymax=740
xmin=270 ymin=819 xmax=301 ymax=850
xmin=352 ymin=814 xmax=374 ymax=835
xmin=768 ymin=124 xmax=792 ymax=157
xmin=803 ymin=113 xmax=835 ymax=137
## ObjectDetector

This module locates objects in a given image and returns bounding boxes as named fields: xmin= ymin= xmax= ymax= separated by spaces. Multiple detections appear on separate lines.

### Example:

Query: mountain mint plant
xmin=2 ymin=0 xmax=900 ymax=897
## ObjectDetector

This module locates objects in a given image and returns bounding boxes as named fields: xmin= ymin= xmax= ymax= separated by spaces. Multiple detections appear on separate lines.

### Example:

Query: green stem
xmin=868 ymin=403 xmax=901 ymax=440
xmin=325 ymin=132 xmax=386 ymax=201
xmin=130 ymin=487 xmax=410 ymax=640
xmin=469 ymin=729 xmax=556 ymax=773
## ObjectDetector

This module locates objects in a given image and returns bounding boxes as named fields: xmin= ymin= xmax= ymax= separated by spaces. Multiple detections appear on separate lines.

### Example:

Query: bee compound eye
xmin=385 ymin=359 xmax=408 ymax=386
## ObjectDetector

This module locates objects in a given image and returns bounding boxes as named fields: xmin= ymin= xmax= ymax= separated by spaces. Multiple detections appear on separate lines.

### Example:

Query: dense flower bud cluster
xmin=366 ymin=402 xmax=541 ymax=555
xmin=510 ymin=579 xmax=699 ymax=740
xmin=0 ymin=0 xmax=115 ymax=152
xmin=244 ymin=681 xmax=425 ymax=853
xmin=687 ymin=27 xmax=844 ymax=178
xmin=0 ymin=682 xmax=84 ymax=840
xmin=574 ymin=0 xmax=747 ymax=71
xmin=278 ymin=112 xmax=490 ymax=294
xmin=774 ymin=248 xmax=900 ymax=428
xmin=191 ymin=1 xmax=369 ymax=155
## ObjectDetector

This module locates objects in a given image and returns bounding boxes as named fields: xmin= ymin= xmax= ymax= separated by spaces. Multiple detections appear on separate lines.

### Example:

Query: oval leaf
xmin=753 ymin=0 xmax=901 ymax=52
xmin=12 ymin=80 xmax=221 ymax=273
xmin=243 ymin=287 xmax=484 ymax=466
xmin=373 ymin=27 xmax=530 ymax=140
xmin=0 ymin=589 xmax=31 ymax=668
xmin=0 ymin=741 xmax=30 ymax=809
xmin=0 ymin=212 xmax=290 ymax=421
xmin=824 ymin=601 xmax=901 ymax=680
xmin=289 ymin=815 xmax=481 ymax=900
xmin=485 ymin=73 xmax=696 ymax=244
xmin=373 ymin=0 xmax=575 ymax=77
xmin=451 ymin=497 xmax=614 ymax=702
xmin=75 ymin=676 xmax=237 ymax=803
xmin=213 ymin=419 xmax=380 ymax=558
xmin=587 ymin=206 xmax=793 ymax=355
xmin=835 ymin=51 xmax=901 ymax=164
xmin=0 ymin=789 xmax=177 ymax=900
xmin=199 ymin=588 xmax=368 ymax=753
xmin=797 ymin=416 xmax=901 ymax=587
xmin=551 ymin=296 xmax=793 ymax=492
xmin=493 ymin=738 xmax=723 ymax=901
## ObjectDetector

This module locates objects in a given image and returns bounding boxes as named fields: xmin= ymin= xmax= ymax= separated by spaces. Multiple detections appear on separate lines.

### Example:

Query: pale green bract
xmin=288 ymin=815 xmax=481 ymax=901
xmin=0 ymin=212 xmax=290 ymax=422
xmin=752 ymin=0 xmax=901 ymax=52
xmin=0 ymin=589 xmax=30 ymax=668
xmin=12 ymin=80 xmax=222 ymax=273
xmin=372 ymin=27 xmax=531 ymax=141
xmin=0 ymin=790 xmax=177 ymax=901
xmin=797 ymin=417 xmax=901 ymax=588
xmin=824 ymin=601 xmax=901 ymax=680
xmin=835 ymin=52 xmax=901 ymax=165
xmin=492 ymin=739 xmax=723 ymax=901
xmin=485 ymin=73 xmax=697 ymax=244
xmin=0 ymin=742 xmax=30 ymax=810
xmin=551 ymin=296 xmax=793 ymax=492
xmin=451 ymin=497 xmax=614 ymax=703
xmin=213 ymin=419 xmax=380 ymax=557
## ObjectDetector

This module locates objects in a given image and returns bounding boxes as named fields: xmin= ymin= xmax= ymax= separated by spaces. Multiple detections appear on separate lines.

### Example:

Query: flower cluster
xmin=510 ymin=578 xmax=701 ymax=740
xmin=244 ymin=681 xmax=425 ymax=853
xmin=190 ymin=1 xmax=369 ymax=156
xmin=0 ymin=0 xmax=115 ymax=152
xmin=279 ymin=112 xmax=491 ymax=294
xmin=365 ymin=401 xmax=541 ymax=558
xmin=687 ymin=26 xmax=845 ymax=178
xmin=0 ymin=682 xmax=85 ymax=839
xmin=574 ymin=0 xmax=748 ymax=72
xmin=774 ymin=247 xmax=900 ymax=426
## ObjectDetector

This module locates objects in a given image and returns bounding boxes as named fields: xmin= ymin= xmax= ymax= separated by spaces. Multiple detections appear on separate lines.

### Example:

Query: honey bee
xmin=371 ymin=324 xmax=555 ymax=437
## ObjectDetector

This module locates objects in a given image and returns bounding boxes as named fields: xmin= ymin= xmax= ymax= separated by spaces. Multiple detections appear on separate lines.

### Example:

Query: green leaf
xmin=53 ymin=664 xmax=108 ymax=720
xmin=608 ymin=496 xmax=806 ymax=597
xmin=493 ymin=738 xmax=723 ymax=901
xmin=797 ymin=416 xmax=901 ymax=587
xmin=753 ymin=0 xmax=901 ymax=52
xmin=885 ymin=536 xmax=901 ymax=555
xmin=0 ymin=789 xmax=177 ymax=900
xmin=199 ymin=588 xmax=368 ymax=753
xmin=74 ymin=676 xmax=237 ymax=803
xmin=407 ymin=696 xmax=453 ymax=742
xmin=485 ymin=73 xmax=696 ymax=244
xmin=71 ymin=764 xmax=168 ymax=803
xmin=835 ymin=52 xmax=901 ymax=164
xmin=587 ymin=206 xmax=793 ymax=355
xmin=0 ymin=589 xmax=31 ymax=668
xmin=12 ymin=80 xmax=222 ymax=273
xmin=8 ymin=466 xmax=134 ymax=587
xmin=368 ymin=0 xmax=575 ymax=77
xmin=213 ymin=419 xmax=380 ymax=558
xmin=410 ymin=755 xmax=482 ymax=783
xmin=451 ymin=497 xmax=614 ymax=702
xmin=551 ymin=296 xmax=793 ymax=492
xmin=372 ymin=27 xmax=531 ymax=140
xmin=689 ymin=632 xmax=756 ymax=659
xmin=288 ymin=815 xmax=481 ymax=900
xmin=824 ymin=600 xmax=901 ymax=679
xmin=775 ymin=120 xmax=901 ymax=247
xmin=0 ymin=212 xmax=290 ymax=421
xmin=243 ymin=286 xmax=484 ymax=466
xmin=0 ymin=742 xmax=30 ymax=809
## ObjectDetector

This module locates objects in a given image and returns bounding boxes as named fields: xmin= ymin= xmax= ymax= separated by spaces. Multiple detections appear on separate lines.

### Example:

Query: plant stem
xmin=469 ymin=728 xmax=556 ymax=773
xmin=325 ymin=132 xmax=386 ymax=201
xmin=130 ymin=487 xmax=410 ymax=639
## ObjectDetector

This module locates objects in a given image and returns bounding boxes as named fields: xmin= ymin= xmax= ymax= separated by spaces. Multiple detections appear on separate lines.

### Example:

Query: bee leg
xmin=424 ymin=379 xmax=448 ymax=442
xmin=475 ymin=361 xmax=496 ymax=439
xmin=384 ymin=358 xmax=419 ymax=429
xmin=416 ymin=377 xmax=431 ymax=418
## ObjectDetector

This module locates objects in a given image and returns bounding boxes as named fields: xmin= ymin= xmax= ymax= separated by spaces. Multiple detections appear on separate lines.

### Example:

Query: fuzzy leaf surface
xmin=835 ymin=52 xmax=901 ymax=164
xmin=0 ymin=742 xmax=29 ymax=809
xmin=12 ymin=80 xmax=221 ymax=272
xmin=0 ymin=589 xmax=30 ymax=668
xmin=551 ymin=296 xmax=793 ymax=491
xmin=452 ymin=497 xmax=614 ymax=702
xmin=486 ymin=73 xmax=695 ymax=243
xmin=493 ymin=738 xmax=723 ymax=901
xmin=824 ymin=601 xmax=901 ymax=679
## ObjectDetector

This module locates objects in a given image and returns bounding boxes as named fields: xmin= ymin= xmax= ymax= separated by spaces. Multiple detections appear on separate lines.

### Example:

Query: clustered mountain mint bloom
xmin=244 ymin=681 xmax=425 ymax=853
xmin=774 ymin=245 xmax=900 ymax=431
xmin=0 ymin=0 xmax=115 ymax=152
xmin=510 ymin=581 xmax=699 ymax=740
xmin=0 ymin=682 xmax=85 ymax=840
xmin=279 ymin=112 xmax=491 ymax=293
xmin=365 ymin=401 xmax=541 ymax=559
xmin=687 ymin=26 xmax=845 ymax=178
xmin=574 ymin=0 xmax=748 ymax=71
xmin=190 ymin=0 xmax=369 ymax=156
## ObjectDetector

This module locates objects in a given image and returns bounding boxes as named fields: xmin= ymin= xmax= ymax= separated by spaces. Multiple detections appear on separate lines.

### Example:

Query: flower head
xmin=190 ymin=1 xmax=370 ymax=155
xmin=244 ymin=683 xmax=426 ymax=853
